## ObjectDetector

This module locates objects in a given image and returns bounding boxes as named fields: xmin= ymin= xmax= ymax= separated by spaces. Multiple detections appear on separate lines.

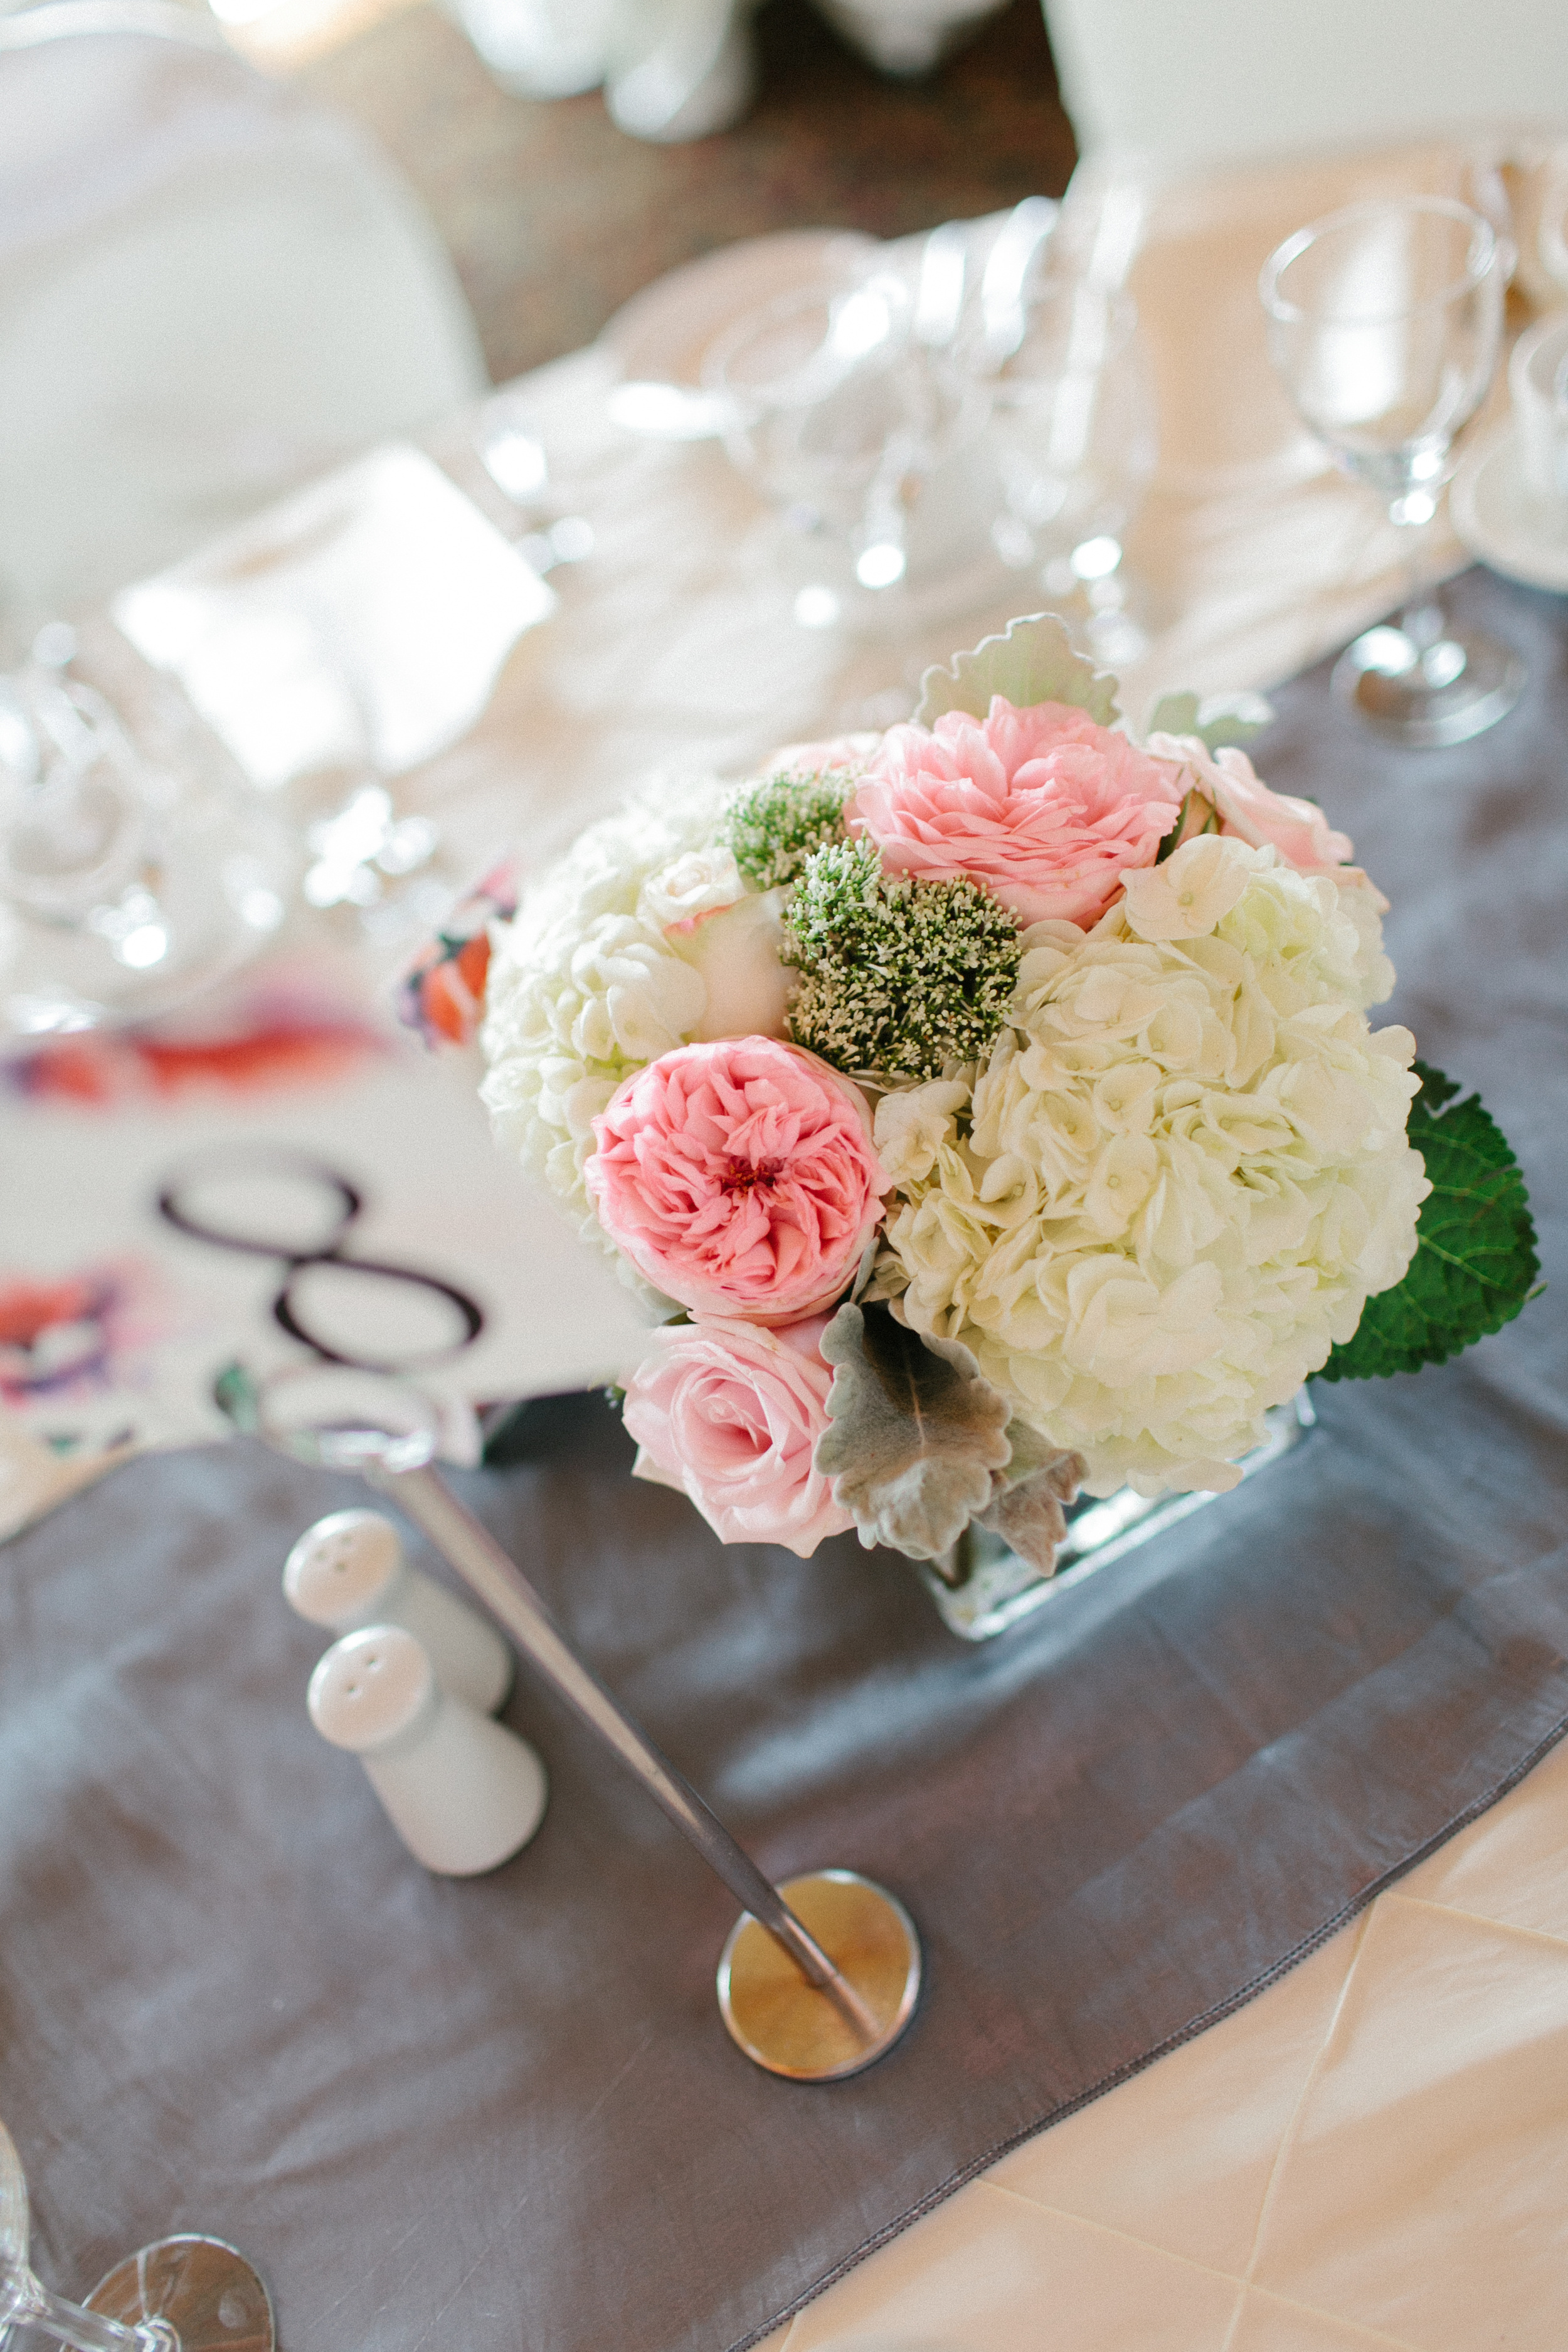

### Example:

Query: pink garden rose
xmin=586 ymin=1036 xmax=888 ymax=1323
xmin=1145 ymin=733 xmax=1353 ymax=872
xmin=625 ymin=1313 xmax=852 ymax=1556
xmin=847 ymin=696 xmax=1184 ymax=928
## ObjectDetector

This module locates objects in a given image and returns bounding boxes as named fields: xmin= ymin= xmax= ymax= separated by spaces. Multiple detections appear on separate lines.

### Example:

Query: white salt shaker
xmin=284 ymin=1508 xmax=513 ymax=1715
xmin=307 ymin=1624 xmax=548 ymax=1875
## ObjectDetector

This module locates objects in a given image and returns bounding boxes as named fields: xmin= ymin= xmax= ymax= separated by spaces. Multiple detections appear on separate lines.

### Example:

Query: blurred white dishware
xmin=814 ymin=0 xmax=1007 ymax=76
xmin=1532 ymin=139 xmax=1568 ymax=298
xmin=1450 ymin=424 xmax=1568 ymax=593
xmin=308 ymin=1623 xmax=548 ymax=1875
xmin=604 ymin=0 xmax=759 ymax=142
xmin=1508 ymin=314 xmax=1568 ymax=523
xmin=0 ymin=638 xmax=292 ymax=1044
xmin=443 ymin=0 xmax=627 ymax=95
xmin=285 ymin=1506 xmax=515 ymax=1715
xmin=1260 ymin=194 xmax=1522 ymax=746
xmin=1 ymin=2111 xmax=273 ymax=2352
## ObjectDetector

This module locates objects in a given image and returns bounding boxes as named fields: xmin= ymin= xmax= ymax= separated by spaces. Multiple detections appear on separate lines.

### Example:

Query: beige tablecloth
xmin=762 ymin=1734 xmax=1568 ymax=2352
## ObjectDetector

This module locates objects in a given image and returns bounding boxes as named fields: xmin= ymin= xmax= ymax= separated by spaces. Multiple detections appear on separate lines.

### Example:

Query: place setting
xmin=3 ymin=18 xmax=1567 ymax=2352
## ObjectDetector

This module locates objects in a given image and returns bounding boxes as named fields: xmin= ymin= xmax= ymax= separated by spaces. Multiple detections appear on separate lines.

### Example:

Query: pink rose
xmin=847 ymin=696 xmax=1184 ymax=928
xmin=586 ymin=1036 xmax=888 ymax=1323
xmin=625 ymin=1313 xmax=851 ymax=1556
xmin=1146 ymin=733 xmax=1353 ymax=872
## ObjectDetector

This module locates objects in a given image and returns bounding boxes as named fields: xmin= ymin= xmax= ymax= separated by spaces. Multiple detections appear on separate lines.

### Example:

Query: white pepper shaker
xmin=285 ymin=1508 xmax=513 ymax=1714
xmin=307 ymin=1624 xmax=548 ymax=1875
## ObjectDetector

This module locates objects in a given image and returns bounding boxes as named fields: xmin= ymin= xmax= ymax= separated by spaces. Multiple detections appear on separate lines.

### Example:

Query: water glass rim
xmin=1259 ymin=196 xmax=1500 ymax=328
xmin=701 ymin=272 xmax=913 ymax=400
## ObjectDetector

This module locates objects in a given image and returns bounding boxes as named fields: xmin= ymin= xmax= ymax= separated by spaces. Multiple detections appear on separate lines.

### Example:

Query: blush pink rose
xmin=847 ymin=696 xmax=1184 ymax=928
xmin=625 ymin=1313 xmax=852 ymax=1556
xmin=1145 ymin=733 xmax=1354 ymax=872
xmin=586 ymin=1036 xmax=888 ymax=1323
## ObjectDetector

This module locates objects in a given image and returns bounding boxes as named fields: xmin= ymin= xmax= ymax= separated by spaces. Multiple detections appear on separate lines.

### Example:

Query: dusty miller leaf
xmin=1320 ymin=1062 xmax=1540 ymax=1382
xmin=1147 ymin=689 xmax=1273 ymax=752
xmin=974 ymin=1422 xmax=1086 ymax=1572
xmin=815 ymin=1302 xmax=1012 ymax=1560
xmin=915 ymin=613 xmax=1120 ymax=731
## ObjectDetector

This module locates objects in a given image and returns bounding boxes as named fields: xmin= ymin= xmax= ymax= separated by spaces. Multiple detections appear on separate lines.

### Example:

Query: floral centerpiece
xmin=472 ymin=618 xmax=1537 ymax=1579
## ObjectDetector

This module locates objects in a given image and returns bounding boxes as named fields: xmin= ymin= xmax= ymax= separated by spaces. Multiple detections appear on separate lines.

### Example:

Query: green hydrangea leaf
xmin=1147 ymin=689 xmax=1273 ymax=751
xmin=1320 ymin=1062 xmax=1540 ymax=1382
xmin=915 ymin=612 xmax=1120 ymax=729
xmin=816 ymin=1303 xmax=1013 ymax=1559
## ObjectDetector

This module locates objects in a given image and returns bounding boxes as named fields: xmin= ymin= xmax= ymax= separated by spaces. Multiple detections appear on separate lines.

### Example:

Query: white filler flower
xmin=480 ymin=775 xmax=728 ymax=1233
xmin=874 ymin=837 xmax=1429 ymax=1497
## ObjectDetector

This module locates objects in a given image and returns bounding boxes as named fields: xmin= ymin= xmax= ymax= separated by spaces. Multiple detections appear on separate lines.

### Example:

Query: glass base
xmin=919 ymin=1391 xmax=1318 ymax=1641
xmin=1332 ymin=620 xmax=1523 ymax=747
xmin=87 ymin=2236 xmax=273 ymax=2352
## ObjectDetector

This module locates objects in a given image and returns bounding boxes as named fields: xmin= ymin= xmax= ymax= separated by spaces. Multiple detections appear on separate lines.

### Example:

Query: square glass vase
xmin=918 ymin=1391 xmax=1318 ymax=1641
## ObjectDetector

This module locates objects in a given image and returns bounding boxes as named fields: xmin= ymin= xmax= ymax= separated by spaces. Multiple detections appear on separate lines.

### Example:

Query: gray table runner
xmin=3 ymin=569 xmax=1566 ymax=2352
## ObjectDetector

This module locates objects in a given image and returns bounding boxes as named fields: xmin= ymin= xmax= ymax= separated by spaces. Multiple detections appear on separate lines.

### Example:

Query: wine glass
xmin=0 ymin=2116 xmax=272 ymax=2352
xmin=1259 ymin=196 xmax=1523 ymax=746
xmin=970 ymin=275 xmax=1158 ymax=666
xmin=0 ymin=632 xmax=291 ymax=1042
xmin=703 ymin=272 xmax=990 ymax=631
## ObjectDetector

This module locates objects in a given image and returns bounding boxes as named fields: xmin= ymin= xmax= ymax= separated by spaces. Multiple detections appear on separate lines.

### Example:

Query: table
xmin=4 ymin=146 xmax=1567 ymax=2352
xmin=751 ymin=565 xmax=1568 ymax=2352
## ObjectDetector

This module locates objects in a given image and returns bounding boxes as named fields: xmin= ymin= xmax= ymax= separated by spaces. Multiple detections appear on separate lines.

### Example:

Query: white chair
xmin=1042 ymin=0 xmax=1568 ymax=169
xmin=0 ymin=4 xmax=487 ymax=633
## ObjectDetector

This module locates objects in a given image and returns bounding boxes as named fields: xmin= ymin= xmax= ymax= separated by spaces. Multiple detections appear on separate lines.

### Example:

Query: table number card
xmin=0 ymin=951 xmax=655 ymax=1537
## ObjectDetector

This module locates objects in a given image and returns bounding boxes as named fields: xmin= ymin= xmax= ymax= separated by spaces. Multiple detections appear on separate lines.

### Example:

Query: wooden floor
xmin=295 ymin=0 xmax=1077 ymax=382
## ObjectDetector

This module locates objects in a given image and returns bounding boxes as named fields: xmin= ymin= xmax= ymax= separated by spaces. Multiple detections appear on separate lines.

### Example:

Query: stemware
xmin=1260 ymin=196 xmax=1523 ymax=747
xmin=703 ymin=272 xmax=991 ymax=631
xmin=968 ymin=274 xmax=1157 ymax=666
xmin=0 ymin=635 xmax=290 ymax=1042
xmin=0 ymin=2116 xmax=272 ymax=2352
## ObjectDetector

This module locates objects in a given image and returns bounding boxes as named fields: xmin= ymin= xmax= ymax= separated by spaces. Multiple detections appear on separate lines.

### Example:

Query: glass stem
xmin=1391 ymin=504 xmax=1447 ymax=649
xmin=14 ymin=2273 xmax=176 ymax=2352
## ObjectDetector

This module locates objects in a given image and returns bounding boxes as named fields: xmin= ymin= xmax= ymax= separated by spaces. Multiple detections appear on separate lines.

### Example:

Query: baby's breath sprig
xmin=720 ymin=769 xmax=855 ymax=892
xmin=784 ymin=839 xmax=1021 ymax=1083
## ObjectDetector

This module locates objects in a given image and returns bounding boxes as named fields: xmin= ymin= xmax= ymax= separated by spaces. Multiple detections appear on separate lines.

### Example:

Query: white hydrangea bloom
xmin=875 ymin=837 xmax=1429 ymax=1497
xmin=479 ymin=772 xmax=731 ymax=1234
